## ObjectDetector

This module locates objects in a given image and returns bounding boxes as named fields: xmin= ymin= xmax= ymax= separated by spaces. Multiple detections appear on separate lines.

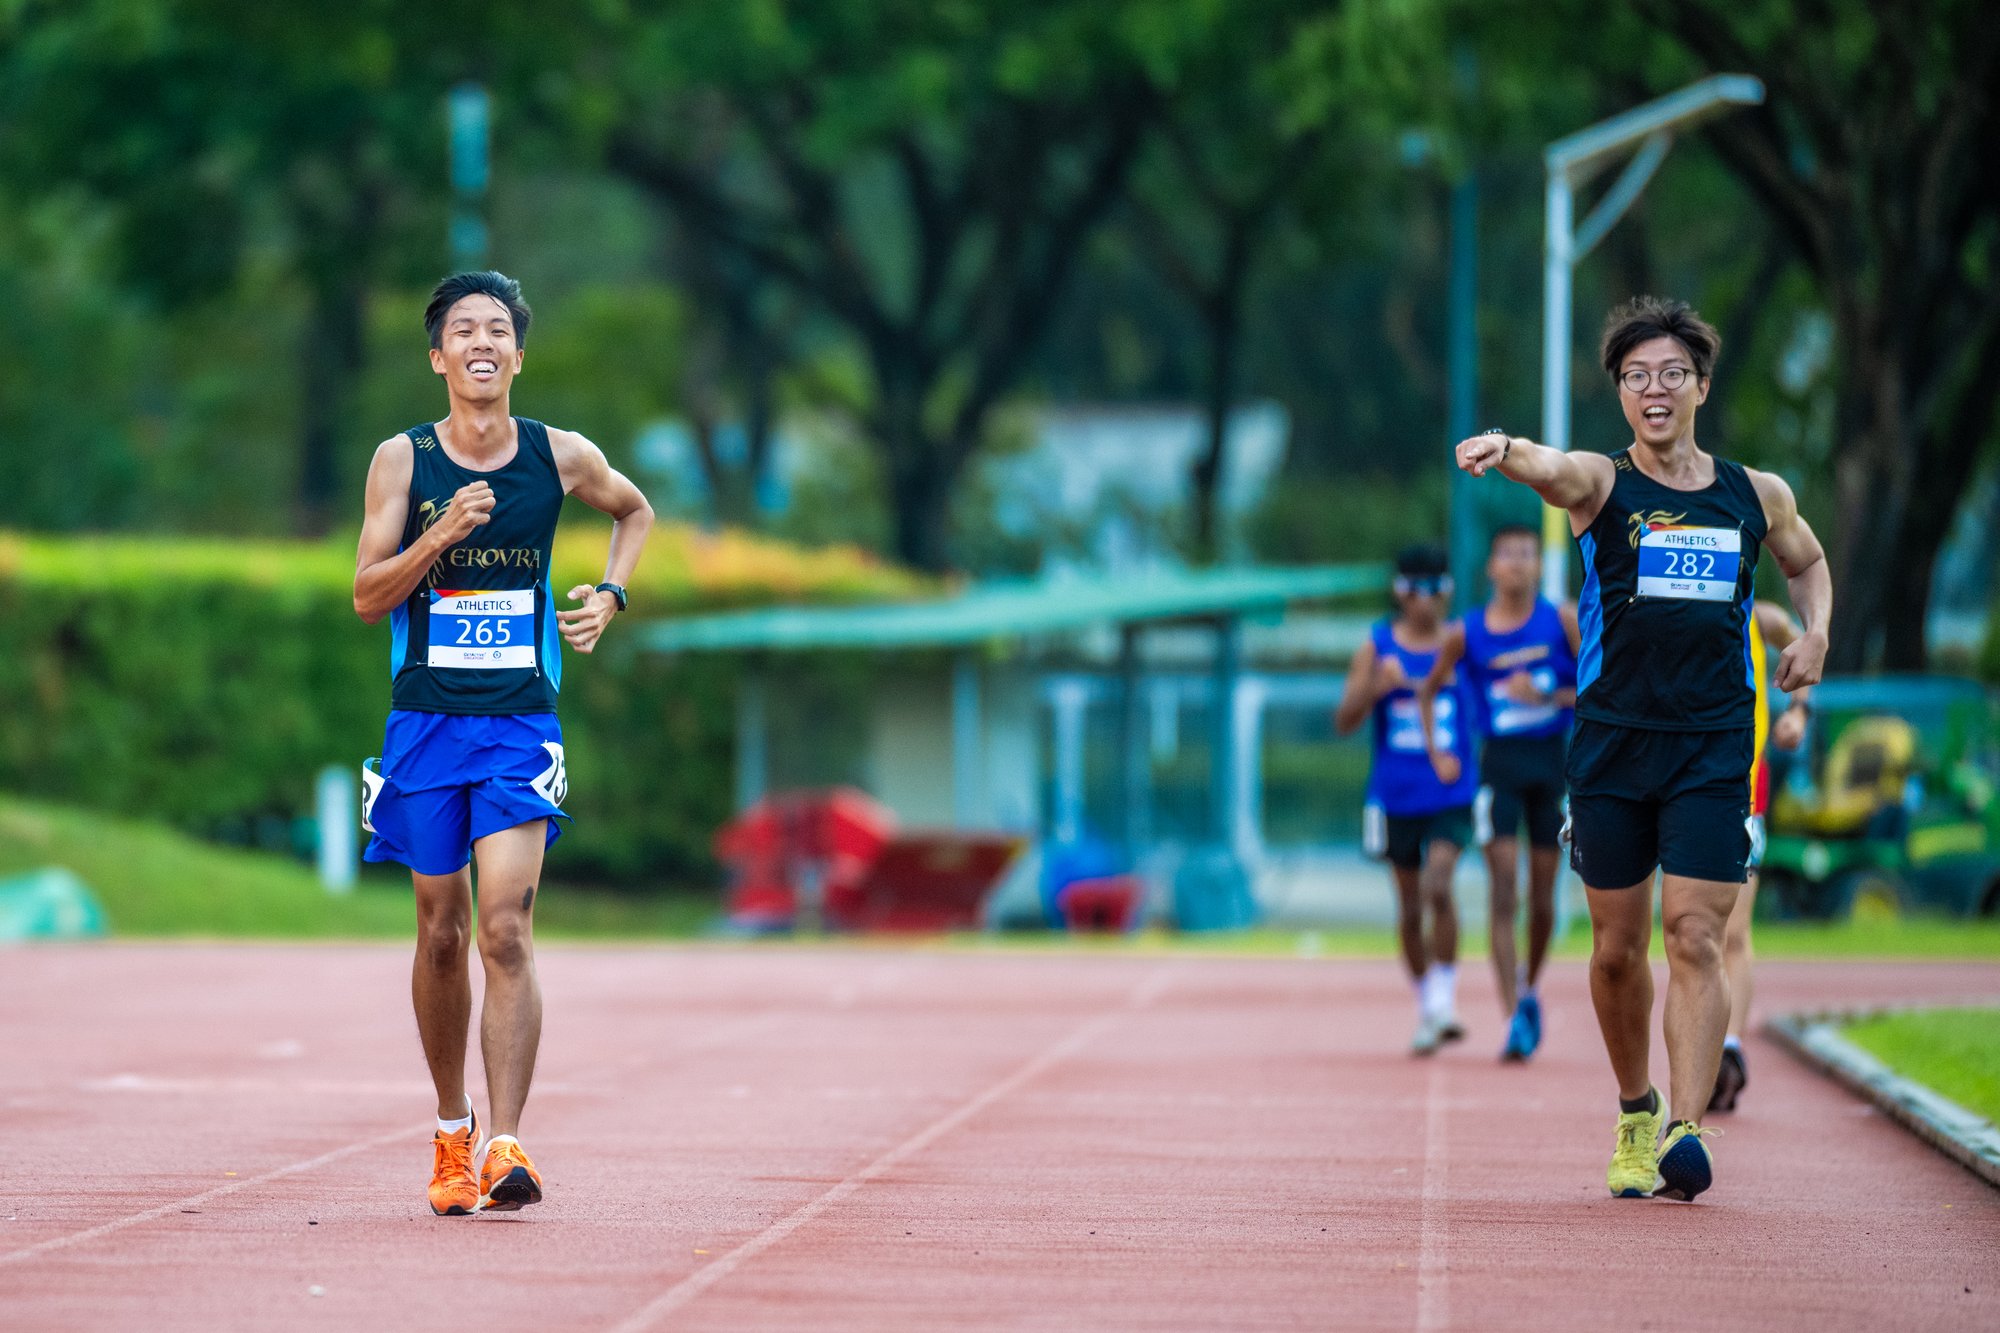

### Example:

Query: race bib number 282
xmin=1636 ymin=526 xmax=1741 ymax=602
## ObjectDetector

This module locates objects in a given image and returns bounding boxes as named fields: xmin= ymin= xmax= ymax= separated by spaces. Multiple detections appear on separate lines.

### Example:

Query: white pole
xmin=735 ymin=668 xmax=768 ymax=813
xmin=316 ymin=765 xmax=356 ymax=894
xmin=951 ymin=653 xmax=982 ymax=829
xmin=1541 ymin=168 xmax=1574 ymax=604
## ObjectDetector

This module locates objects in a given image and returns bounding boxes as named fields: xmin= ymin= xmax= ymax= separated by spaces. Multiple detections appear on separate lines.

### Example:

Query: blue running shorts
xmin=362 ymin=710 xmax=570 ymax=876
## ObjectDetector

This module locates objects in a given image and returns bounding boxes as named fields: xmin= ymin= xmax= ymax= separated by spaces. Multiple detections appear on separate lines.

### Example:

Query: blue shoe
xmin=1657 ymin=1121 xmax=1718 ymax=1201
xmin=1521 ymin=991 xmax=1543 ymax=1047
xmin=1501 ymin=997 xmax=1539 ymax=1062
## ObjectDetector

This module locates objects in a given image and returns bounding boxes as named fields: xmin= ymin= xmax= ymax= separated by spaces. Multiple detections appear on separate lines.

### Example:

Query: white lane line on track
xmin=606 ymin=965 xmax=1176 ymax=1333
xmin=0 ymin=1124 xmax=417 ymax=1269
xmin=0 ymin=1008 xmax=792 ymax=1270
xmin=1416 ymin=1061 xmax=1450 ymax=1331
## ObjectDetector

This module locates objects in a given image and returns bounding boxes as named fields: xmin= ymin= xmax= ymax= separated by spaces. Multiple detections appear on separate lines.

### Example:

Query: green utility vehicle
xmin=1761 ymin=676 xmax=2000 ymax=920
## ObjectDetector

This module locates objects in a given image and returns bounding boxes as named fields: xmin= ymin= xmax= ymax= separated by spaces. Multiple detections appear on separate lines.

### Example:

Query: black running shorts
xmin=1477 ymin=733 xmax=1568 ymax=849
xmin=1565 ymin=719 xmax=1754 ymax=887
xmin=1366 ymin=804 xmax=1474 ymax=871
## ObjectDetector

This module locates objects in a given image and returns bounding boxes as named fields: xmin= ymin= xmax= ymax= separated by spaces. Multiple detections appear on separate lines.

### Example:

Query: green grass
xmin=1737 ymin=915 xmax=2000 ymax=959
xmin=1541 ymin=914 xmax=2000 ymax=960
xmin=6 ymin=792 xmax=1999 ymax=956
xmin=1841 ymin=1008 xmax=2000 ymax=1126
xmin=946 ymin=913 xmax=2000 ymax=960
xmin=0 ymin=796 xmax=720 ymax=940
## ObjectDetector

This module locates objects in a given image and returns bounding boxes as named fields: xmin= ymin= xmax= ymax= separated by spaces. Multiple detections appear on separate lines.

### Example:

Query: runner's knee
xmin=1664 ymin=910 xmax=1725 ymax=970
xmin=415 ymin=916 xmax=468 ymax=970
xmin=478 ymin=911 xmax=534 ymax=971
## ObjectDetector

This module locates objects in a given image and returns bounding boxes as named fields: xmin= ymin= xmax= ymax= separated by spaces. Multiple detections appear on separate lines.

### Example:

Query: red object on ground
xmin=1057 ymin=874 xmax=1142 ymax=933
xmin=842 ymin=833 xmax=1023 ymax=932
xmin=1 ymin=948 xmax=1996 ymax=1330
xmin=714 ymin=788 xmax=893 ymax=930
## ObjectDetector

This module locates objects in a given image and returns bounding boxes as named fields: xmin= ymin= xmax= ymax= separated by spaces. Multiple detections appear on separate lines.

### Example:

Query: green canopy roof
xmin=638 ymin=563 xmax=1385 ymax=653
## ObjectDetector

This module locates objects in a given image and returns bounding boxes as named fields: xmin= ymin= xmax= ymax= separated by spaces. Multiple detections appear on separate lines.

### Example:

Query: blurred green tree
xmin=589 ymin=1 xmax=1246 ymax=570
xmin=1121 ymin=0 xmax=1440 ymax=562
xmin=1613 ymin=0 xmax=2000 ymax=668
xmin=0 ymin=2 xmax=526 ymax=532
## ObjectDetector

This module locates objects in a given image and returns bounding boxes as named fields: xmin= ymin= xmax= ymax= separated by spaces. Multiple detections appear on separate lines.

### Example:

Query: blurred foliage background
xmin=0 ymin=1 xmax=1996 ymax=891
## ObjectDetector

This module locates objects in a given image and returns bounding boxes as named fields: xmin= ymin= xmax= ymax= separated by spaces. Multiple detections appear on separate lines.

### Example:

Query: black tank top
xmin=388 ymin=418 xmax=565 ymax=715
xmin=1574 ymin=448 xmax=1767 ymax=731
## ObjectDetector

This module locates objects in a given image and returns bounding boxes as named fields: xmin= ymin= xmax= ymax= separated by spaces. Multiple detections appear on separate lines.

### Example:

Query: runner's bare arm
xmin=1560 ymin=601 xmax=1581 ymax=655
xmin=550 ymin=428 xmax=655 ymax=654
xmin=353 ymin=435 xmax=494 ymax=624
xmin=1752 ymin=573 xmax=1814 ymax=721
xmin=1750 ymin=469 xmax=1831 ymax=691
xmin=1415 ymin=623 xmax=1467 ymax=780
xmin=1334 ymin=639 xmax=1381 ymax=737
xmin=1753 ymin=601 xmax=1803 ymax=651
xmin=1455 ymin=433 xmax=1616 ymax=529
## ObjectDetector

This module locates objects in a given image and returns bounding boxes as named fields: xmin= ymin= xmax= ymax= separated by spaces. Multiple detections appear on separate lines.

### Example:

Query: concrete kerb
xmin=1765 ymin=1001 xmax=2000 ymax=1191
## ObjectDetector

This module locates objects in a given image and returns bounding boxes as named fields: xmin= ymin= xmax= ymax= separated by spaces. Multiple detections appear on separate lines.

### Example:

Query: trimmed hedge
xmin=0 ymin=526 xmax=920 ymax=884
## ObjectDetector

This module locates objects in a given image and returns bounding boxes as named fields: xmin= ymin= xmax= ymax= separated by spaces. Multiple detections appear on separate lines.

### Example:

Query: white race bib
xmin=1636 ymin=526 xmax=1741 ymax=602
xmin=427 ymin=589 xmax=537 ymax=670
xmin=1386 ymin=693 xmax=1456 ymax=754
xmin=1488 ymin=668 xmax=1560 ymax=735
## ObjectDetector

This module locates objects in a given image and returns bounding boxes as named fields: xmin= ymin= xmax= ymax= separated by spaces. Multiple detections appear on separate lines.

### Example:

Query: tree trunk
xmin=296 ymin=271 xmax=367 ymax=536
xmin=1824 ymin=404 xmax=1916 ymax=672
xmin=874 ymin=353 xmax=957 ymax=571
xmin=737 ymin=311 xmax=781 ymax=523
xmin=886 ymin=444 xmax=957 ymax=573
xmin=1189 ymin=220 xmax=1255 ymax=567
xmin=1190 ymin=298 xmax=1240 ymax=566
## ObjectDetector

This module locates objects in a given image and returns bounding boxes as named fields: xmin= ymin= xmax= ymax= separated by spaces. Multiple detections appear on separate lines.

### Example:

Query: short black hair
xmin=424 ymin=271 xmax=532 ymax=349
xmin=1394 ymin=543 xmax=1449 ymax=578
xmin=1489 ymin=523 xmax=1542 ymax=553
xmin=1599 ymin=295 xmax=1719 ymax=382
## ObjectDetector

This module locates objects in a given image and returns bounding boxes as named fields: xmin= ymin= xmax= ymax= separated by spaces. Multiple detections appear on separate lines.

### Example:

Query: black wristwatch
xmin=1484 ymin=427 xmax=1510 ymax=463
xmin=594 ymin=582 xmax=628 ymax=613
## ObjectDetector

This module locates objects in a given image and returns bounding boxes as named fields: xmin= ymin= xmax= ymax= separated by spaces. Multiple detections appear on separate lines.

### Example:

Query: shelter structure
xmin=638 ymin=565 xmax=1385 ymax=911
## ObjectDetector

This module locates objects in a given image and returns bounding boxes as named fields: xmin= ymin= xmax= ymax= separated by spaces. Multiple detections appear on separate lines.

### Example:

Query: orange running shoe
xmin=479 ymin=1136 xmax=543 ymax=1213
xmin=428 ymin=1107 xmax=480 ymax=1217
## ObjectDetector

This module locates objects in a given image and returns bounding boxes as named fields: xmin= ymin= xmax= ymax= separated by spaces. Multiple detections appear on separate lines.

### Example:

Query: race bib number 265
xmin=1637 ymin=526 xmax=1741 ymax=602
xmin=428 ymin=589 xmax=537 ymax=670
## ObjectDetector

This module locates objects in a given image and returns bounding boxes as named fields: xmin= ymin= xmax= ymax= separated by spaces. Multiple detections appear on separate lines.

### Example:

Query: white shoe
xmin=1436 ymin=1011 xmax=1466 ymax=1044
xmin=1411 ymin=1013 xmax=1445 ymax=1056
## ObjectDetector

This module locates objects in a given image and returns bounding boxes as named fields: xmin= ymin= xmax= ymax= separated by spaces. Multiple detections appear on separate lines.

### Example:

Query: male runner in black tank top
xmin=1454 ymin=297 xmax=1831 ymax=1203
xmin=353 ymin=272 xmax=655 ymax=1216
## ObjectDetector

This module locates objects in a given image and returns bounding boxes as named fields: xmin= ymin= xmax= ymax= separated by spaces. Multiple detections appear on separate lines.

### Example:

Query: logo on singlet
xmin=1626 ymin=509 xmax=1689 ymax=549
xmin=415 ymin=498 xmax=452 ymax=588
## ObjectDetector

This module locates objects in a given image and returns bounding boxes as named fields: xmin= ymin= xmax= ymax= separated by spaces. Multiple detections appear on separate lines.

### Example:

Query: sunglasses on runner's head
xmin=1393 ymin=575 xmax=1451 ymax=598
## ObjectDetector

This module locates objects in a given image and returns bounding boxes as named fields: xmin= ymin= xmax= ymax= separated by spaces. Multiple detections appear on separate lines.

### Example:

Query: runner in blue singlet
xmin=354 ymin=271 xmax=655 ymax=1216
xmin=1336 ymin=545 xmax=1480 ymax=1055
xmin=1415 ymin=525 xmax=1580 ymax=1062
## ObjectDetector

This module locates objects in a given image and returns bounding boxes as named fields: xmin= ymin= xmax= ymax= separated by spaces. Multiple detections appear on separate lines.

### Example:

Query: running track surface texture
xmin=2 ymin=946 xmax=1996 ymax=1331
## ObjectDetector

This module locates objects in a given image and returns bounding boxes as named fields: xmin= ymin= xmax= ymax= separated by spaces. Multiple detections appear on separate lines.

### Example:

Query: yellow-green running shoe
xmin=1606 ymin=1089 xmax=1664 ymax=1198
xmin=1657 ymin=1120 xmax=1719 ymax=1201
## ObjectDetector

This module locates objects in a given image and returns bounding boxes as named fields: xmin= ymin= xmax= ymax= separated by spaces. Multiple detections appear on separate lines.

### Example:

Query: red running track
xmin=0 ymin=944 xmax=1995 ymax=1331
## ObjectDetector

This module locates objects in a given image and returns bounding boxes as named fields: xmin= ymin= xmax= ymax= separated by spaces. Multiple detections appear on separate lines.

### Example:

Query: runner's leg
xmin=1586 ymin=878 xmax=1655 ymax=1102
xmin=1525 ymin=846 xmax=1560 ymax=986
xmin=1723 ymin=876 xmax=1756 ymax=1039
xmin=1484 ymin=836 xmax=1519 ymax=1013
xmin=1661 ymin=872 xmax=1737 ymax=1125
xmin=1392 ymin=864 xmax=1427 ymax=981
xmin=1422 ymin=838 xmax=1460 ymax=969
xmin=472 ymin=819 xmax=547 ymax=1138
xmin=411 ymin=868 xmax=475 ymax=1120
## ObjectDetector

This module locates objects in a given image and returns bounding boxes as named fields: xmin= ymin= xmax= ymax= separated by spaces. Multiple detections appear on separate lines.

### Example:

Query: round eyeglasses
xmin=1620 ymin=366 xmax=1692 ymax=392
